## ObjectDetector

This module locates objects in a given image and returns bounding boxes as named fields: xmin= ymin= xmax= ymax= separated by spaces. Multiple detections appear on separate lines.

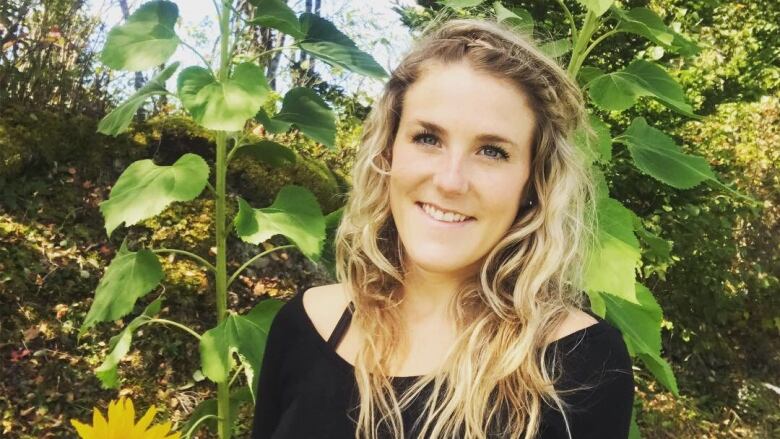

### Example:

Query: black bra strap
xmin=327 ymin=301 xmax=355 ymax=348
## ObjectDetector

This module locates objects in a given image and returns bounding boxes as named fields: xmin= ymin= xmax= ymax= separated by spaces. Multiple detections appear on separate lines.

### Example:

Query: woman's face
xmin=389 ymin=59 xmax=536 ymax=279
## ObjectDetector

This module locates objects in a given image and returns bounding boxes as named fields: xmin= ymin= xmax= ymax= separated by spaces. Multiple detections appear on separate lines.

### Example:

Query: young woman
xmin=251 ymin=18 xmax=634 ymax=439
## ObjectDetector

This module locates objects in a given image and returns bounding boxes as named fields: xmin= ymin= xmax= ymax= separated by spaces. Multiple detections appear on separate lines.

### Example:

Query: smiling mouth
xmin=414 ymin=201 xmax=476 ymax=224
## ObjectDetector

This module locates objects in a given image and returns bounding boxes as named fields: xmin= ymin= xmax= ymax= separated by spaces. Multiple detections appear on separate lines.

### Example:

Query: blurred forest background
xmin=0 ymin=0 xmax=778 ymax=437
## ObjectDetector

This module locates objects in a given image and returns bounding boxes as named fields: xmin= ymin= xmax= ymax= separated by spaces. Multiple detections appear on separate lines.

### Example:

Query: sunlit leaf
xmin=298 ymin=13 xmax=387 ymax=79
xmin=274 ymin=87 xmax=336 ymax=148
xmin=440 ymin=0 xmax=486 ymax=8
xmin=234 ymin=185 xmax=326 ymax=262
xmin=98 ymin=62 xmax=179 ymax=136
xmin=493 ymin=2 xmax=533 ymax=35
xmin=578 ymin=0 xmax=614 ymax=17
xmin=79 ymin=239 xmax=163 ymax=337
xmin=540 ymin=38 xmax=572 ymax=58
xmin=101 ymin=0 xmax=180 ymax=71
xmin=249 ymin=0 xmax=304 ymax=39
xmin=618 ymin=117 xmax=716 ymax=189
xmin=199 ymin=300 xmax=284 ymax=401
xmin=613 ymin=7 xmax=700 ymax=56
xmin=574 ymin=113 xmax=612 ymax=165
xmin=584 ymin=197 xmax=640 ymax=299
xmin=178 ymin=63 xmax=270 ymax=131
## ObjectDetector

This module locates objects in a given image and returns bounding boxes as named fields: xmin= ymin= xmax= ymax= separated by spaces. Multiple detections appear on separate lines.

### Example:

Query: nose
xmin=432 ymin=153 xmax=469 ymax=194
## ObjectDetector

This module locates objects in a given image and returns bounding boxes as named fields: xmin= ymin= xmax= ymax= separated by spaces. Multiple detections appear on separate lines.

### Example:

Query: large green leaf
xmin=588 ymin=60 xmax=697 ymax=117
xmin=613 ymin=7 xmax=700 ymax=56
xmin=98 ymin=62 xmax=180 ymax=136
xmin=578 ymin=0 xmax=614 ymax=17
xmin=493 ymin=2 xmax=533 ymax=35
xmin=596 ymin=283 xmax=679 ymax=396
xmin=298 ymin=13 xmax=387 ymax=79
xmin=79 ymin=239 xmax=164 ymax=337
xmin=234 ymin=185 xmax=326 ymax=262
xmin=94 ymin=297 xmax=163 ymax=388
xmin=233 ymin=140 xmax=297 ymax=167
xmin=179 ymin=386 xmax=253 ymax=435
xmin=199 ymin=300 xmax=285 ymax=401
xmin=584 ymin=197 xmax=640 ymax=299
xmin=99 ymin=153 xmax=210 ymax=237
xmin=178 ymin=63 xmax=270 ymax=131
xmin=274 ymin=87 xmax=336 ymax=148
xmin=618 ymin=117 xmax=716 ymax=189
xmin=249 ymin=0 xmax=304 ymax=39
xmin=100 ymin=0 xmax=180 ymax=71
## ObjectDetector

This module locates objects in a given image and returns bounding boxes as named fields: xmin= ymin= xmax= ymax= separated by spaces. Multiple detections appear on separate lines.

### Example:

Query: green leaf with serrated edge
xmin=178 ymin=63 xmax=270 ymax=131
xmin=613 ymin=7 xmax=699 ymax=56
xmin=493 ymin=2 xmax=533 ymax=35
xmin=298 ymin=13 xmax=388 ymax=79
xmin=249 ymin=0 xmax=304 ymax=39
xmin=234 ymin=185 xmax=326 ymax=262
xmin=588 ymin=60 xmax=698 ymax=117
xmin=98 ymin=62 xmax=180 ymax=136
xmin=100 ymin=0 xmax=180 ymax=71
xmin=255 ymin=108 xmax=292 ymax=134
xmin=539 ymin=38 xmax=572 ymax=58
xmin=578 ymin=0 xmax=614 ymax=16
xmin=441 ymin=0 xmax=486 ymax=8
xmin=199 ymin=300 xmax=284 ymax=401
xmin=596 ymin=284 xmax=679 ymax=396
xmin=94 ymin=297 xmax=163 ymax=388
xmin=79 ymin=239 xmax=164 ymax=337
xmin=637 ymin=351 xmax=679 ymax=396
xmin=618 ymin=117 xmax=716 ymax=189
xmin=99 ymin=153 xmax=209 ymax=236
xmin=234 ymin=140 xmax=297 ymax=167
xmin=274 ymin=87 xmax=336 ymax=148
xmin=574 ymin=114 xmax=612 ymax=165
xmin=179 ymin=386 xmax=253 ymax=434
xmin=584 ymin=197 xmax=640 ymax=299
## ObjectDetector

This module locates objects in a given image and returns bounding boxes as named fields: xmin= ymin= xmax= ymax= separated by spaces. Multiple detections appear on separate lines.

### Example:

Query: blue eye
xmin=480 ymin=145 xmax=510 ymax=161
xmin=411 ymin=131 xmax=510 ymax=161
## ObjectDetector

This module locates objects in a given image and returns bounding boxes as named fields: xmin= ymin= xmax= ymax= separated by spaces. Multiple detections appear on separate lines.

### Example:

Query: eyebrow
xmin=413 ymin=119 xmax=518 ymax=148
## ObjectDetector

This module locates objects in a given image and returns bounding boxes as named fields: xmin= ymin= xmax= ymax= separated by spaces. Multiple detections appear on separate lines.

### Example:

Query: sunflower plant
xmin=71 ymin=397 xmax=181 ymax=439
xmin=76 ymin=0 xmax=386 ymax=438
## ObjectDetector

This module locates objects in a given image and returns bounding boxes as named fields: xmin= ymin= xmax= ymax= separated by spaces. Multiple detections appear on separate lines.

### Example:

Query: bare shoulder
xmin=547 ymin=308 xmax=600 ymax=344
xmin=301 ymin=283 xmax=351 ymax=341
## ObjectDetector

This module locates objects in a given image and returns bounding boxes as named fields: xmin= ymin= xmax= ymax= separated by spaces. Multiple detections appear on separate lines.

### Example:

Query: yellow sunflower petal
xmin=70 ymin=419 xmax=95 ymax=439
xmin=145 ymin=420 xmax=178 ymax=439
xmin=91 ymin=407 xmax=109 ymax=438
xmin=133 ymin=405 xmax=158 ymax=432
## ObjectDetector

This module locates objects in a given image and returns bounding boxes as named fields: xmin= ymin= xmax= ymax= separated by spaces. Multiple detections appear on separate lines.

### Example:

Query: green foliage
xmin=199 ymin=300 xmax=285 ymax=401
xmin=98 ymin=62 xmax=181 ymax=136
xmin=99 ymin=153 xmax=210 ymax=237
xmin=78 ymin=239 xmax=164 ymax=337
xmin=178 ymin=63 xmax=271 ymax=131
xmin=100 ymin=0 xmax=180 ymax=71
xmin=234 ymin=186 xmax=327 ymax=262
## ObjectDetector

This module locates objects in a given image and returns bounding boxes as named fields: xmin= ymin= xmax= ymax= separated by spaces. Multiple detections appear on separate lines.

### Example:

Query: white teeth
xmin=421 ymin=203 xmax=469 ymax=222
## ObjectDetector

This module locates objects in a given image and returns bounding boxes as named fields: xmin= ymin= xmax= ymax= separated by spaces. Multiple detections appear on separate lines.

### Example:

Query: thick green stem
xmin=216 ymin=2 xmax=232 ymax=438
xmin=567 ymin=10 xmax=600 ymax=79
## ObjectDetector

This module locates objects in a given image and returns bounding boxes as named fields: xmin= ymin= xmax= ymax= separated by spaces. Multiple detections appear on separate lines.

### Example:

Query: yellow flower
xmin=71 ymin=396 xmax=181 ymax=439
